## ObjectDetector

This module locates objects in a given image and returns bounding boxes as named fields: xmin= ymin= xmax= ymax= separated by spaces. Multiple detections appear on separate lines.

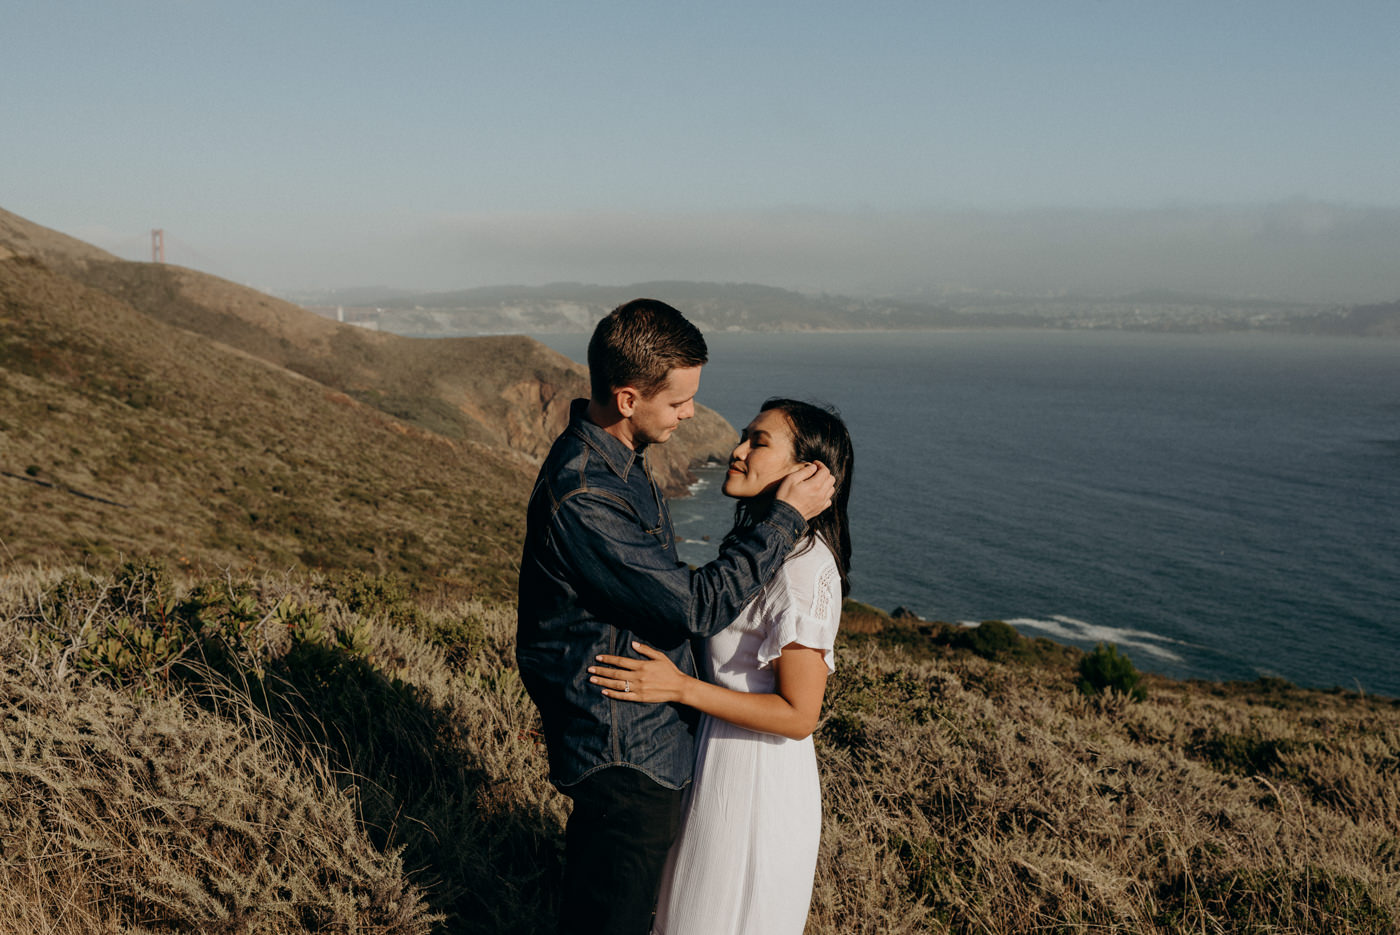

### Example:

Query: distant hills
xmin=0 ymin=208 xmax=735 ymax=595
xmin=298 ymin=280 xmax=976 ymax=334
xmin=292 ymin=281 xmax=1400 ymax=338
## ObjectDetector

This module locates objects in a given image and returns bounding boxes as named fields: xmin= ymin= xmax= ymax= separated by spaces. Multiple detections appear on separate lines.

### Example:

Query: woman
xmin=588 ymin=398 xmax=854 ymax=935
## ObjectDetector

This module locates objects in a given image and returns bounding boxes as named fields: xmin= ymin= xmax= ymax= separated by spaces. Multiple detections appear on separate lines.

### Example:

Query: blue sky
xmin=6 ymin=1 xmax=1399 ymax=300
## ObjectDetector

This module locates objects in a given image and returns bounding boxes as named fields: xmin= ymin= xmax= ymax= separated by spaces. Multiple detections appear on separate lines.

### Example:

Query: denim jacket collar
xmin=567 ymin=397 xmax=639 ymax=482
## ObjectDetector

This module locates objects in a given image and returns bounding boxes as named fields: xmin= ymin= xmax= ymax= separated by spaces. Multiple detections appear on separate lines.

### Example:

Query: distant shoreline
xmin=322 ymin=319 xmax=1400 ymax=341
xmin=297 ymin=281 xmax=1399 ymax=339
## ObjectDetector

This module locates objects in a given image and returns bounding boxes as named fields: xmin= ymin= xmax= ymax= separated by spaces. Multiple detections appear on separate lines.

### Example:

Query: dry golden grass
xmin=811 ymin=643 xmax=1399 ymax=933
xmin=0 ymin=253 xmax=534 ymax=596
xmin=0 ymin=564 xmax=569 ymax=934
xmin=0 ymin=568 xmax=433 ymax=934
xmin=3 ymin=564 xmax=1396 ymax=934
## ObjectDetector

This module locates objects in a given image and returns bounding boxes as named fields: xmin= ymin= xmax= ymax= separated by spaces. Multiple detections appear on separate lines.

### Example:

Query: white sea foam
xmin=1002 ymin=615 xmax=1188 ymax=663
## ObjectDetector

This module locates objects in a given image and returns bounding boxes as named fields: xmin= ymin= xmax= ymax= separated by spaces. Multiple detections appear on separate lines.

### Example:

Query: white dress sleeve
xmin=754 ymin=540 xmax=842 ymax=675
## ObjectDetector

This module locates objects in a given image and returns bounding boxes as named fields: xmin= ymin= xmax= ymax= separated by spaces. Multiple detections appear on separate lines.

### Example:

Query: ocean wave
xmin=996 ymin=615 xmax=1189 ymax=663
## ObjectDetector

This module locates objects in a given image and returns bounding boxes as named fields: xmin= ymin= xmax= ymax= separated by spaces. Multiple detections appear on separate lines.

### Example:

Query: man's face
xmin=627 ymin=365 xmax=701 ymax=448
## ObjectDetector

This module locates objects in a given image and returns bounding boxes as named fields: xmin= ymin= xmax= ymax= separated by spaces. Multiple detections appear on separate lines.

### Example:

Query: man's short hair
xmin=587 ymin=299 xmax=708 ymax=403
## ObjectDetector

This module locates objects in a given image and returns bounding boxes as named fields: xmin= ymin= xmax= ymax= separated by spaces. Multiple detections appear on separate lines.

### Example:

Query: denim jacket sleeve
xmin=551 ymin=490 xmax=807 ymax=646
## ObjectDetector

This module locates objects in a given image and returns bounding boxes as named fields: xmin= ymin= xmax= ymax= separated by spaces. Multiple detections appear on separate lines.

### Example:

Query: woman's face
xmin=722 ymin=409 xmax=801 ymax=499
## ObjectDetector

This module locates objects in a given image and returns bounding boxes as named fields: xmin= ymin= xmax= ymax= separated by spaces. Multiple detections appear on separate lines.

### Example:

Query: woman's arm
xmin=589 ymin=641 xmax=829 ymax=741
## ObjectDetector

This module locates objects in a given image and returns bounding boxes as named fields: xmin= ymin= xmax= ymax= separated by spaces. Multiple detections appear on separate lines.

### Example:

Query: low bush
xmin=1077 ymin=641 xmax=1147 ymax=701
xmin=953 ymin=619 xmax=1022 ymax=659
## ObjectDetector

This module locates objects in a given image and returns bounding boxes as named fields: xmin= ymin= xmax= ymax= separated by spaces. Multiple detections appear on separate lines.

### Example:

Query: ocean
xmin=533 ymin=330 xmax=1400 ymax=697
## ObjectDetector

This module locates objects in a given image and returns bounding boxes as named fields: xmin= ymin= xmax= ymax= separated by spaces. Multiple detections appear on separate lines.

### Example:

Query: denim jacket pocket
xmin=642 ymin=518 xmax=671 ymax=550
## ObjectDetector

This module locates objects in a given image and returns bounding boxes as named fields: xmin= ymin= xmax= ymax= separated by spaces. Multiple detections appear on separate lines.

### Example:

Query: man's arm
xmin=551 ymin=491 xmax=805 ymax=645
xmin=549 ymin=461 xmax=834 ymax=644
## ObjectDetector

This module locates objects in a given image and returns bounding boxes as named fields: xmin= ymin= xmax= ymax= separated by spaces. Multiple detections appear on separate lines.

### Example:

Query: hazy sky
xmin=6 ymin=1 xmax=1399 ymax=301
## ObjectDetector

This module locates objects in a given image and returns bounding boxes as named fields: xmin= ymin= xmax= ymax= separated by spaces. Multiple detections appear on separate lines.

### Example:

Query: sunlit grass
xmin=3 ymin=564 xmax=1395 ymax=933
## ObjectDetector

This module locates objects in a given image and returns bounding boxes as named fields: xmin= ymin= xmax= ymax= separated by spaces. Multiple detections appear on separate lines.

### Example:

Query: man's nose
xmin=680 ymin=400 xmax=695 ymax=420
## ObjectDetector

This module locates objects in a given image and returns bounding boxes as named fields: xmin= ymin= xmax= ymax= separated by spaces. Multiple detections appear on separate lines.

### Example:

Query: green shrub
xmin=25 ymin=560 xmax=190 ymax=692
xmin=25 ymin=562 xmax=371 ymax=694
xmin=327 ymin=569 xmax=423 ymax=631
xmin=178 ymin=576 xmax=272 ymax=677
xmin=954 ymin=620 xmax=1023 ymax=660
xmin=1077 ymin=642 xmax=1146 ymax=701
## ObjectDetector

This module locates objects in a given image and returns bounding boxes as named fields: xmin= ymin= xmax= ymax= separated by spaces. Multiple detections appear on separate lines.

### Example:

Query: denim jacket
xmin=516 ymin=399 xmax=806 ymax=790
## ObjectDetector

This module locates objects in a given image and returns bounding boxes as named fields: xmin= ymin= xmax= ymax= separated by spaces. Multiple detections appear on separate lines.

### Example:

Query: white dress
xmin=653 ymin=538 xmax=842 ymax=935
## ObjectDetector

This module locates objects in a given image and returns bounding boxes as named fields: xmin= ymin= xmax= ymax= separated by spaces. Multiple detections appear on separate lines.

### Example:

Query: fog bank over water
xmin=303 ymin=200 xmax=1400 ymax=304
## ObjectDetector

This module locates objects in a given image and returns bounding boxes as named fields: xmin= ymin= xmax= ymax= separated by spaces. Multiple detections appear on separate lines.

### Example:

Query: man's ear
xmin=614 ymin=386 xmax=640 ymax=417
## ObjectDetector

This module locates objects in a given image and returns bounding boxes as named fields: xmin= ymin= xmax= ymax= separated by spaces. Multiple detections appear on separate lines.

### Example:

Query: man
xmin=517 ymin=298 xmax=834 ymax=935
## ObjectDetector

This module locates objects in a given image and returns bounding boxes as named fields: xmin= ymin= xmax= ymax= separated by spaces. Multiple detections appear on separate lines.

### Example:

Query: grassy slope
xmin=65 ymin=255 xmax=735 ymax=492
xmin=0 ymin=206 xmax=120 ymax=268
xmin=2 ymin=567 xmax=1395 ymax=934
xmin=1 ymin=254 xmax=529 ymax=597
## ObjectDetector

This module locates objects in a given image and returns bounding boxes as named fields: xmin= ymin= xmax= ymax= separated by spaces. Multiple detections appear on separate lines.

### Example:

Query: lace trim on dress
xmin=812 ymin=564 xmax=837 ymax=621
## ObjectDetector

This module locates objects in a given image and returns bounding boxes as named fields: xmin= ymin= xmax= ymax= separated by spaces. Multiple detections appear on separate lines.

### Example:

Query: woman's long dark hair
xmin=723 ymin=398 xmax=854 ymax=596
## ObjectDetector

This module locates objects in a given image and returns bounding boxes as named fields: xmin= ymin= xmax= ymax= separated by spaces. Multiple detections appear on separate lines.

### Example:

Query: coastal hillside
xmin=0 ymin=208 xmax=733 ymax=491
xmin=0 ymin=207 xmax=121 ymax=269
xmin=0 ymin=209 xmax=735 ymax=591
xmin=3 ymin=566 xmax=1396 ymax=933
xmin=1 ymin=250 xmax=526 ymax=595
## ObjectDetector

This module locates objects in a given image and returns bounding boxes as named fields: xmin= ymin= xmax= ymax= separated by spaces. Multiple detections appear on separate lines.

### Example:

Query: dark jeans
xmin=558 ymin=766 xmax=686 ymax=935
